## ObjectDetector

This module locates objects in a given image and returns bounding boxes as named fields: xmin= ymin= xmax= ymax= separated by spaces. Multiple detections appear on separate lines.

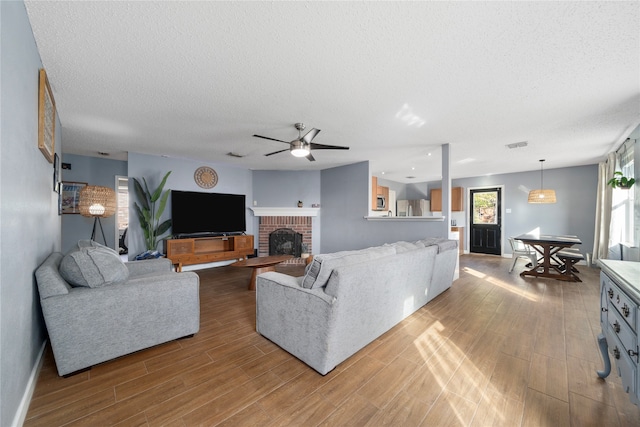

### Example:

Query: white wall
xmin=1 ymin=2 xmax=62 ymax=425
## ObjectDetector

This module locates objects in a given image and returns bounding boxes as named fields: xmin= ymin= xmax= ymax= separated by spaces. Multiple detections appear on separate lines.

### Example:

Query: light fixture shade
xmin=290 ymin=140 xmax=310 ymax=157
xmin=79 ymin=185 xmax=116 ymax=218
xmin=528 ymin=189 xmax=557 ymax=203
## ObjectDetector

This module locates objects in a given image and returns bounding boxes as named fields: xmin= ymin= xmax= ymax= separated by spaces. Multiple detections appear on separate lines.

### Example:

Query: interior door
xmin=469 ymin=188 xmax=502 ymax=255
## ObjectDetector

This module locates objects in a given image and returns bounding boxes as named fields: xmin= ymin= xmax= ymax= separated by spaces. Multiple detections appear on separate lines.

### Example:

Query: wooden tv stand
xmin=164 ymin=235 xmax=254 ymax=272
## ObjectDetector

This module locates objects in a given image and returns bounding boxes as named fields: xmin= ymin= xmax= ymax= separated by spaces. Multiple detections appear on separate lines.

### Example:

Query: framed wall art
xmin=60 ymin=181 xmax=86 ymax=214
xmin=38 ymin=69 xmax=56 ymax=163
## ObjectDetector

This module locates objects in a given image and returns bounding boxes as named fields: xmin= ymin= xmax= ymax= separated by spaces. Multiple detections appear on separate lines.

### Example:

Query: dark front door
xmin=469 ymin=188 xmax=502 ymax=255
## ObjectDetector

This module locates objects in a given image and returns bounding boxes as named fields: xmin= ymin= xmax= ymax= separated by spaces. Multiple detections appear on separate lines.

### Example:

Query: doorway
xmin=115 ymin=176 xmax=129 ymax=256
xmin=469 ymin=187 xmax=502 ymax=255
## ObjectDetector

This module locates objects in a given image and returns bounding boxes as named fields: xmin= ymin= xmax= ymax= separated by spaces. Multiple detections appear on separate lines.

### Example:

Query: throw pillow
xmin=60 ymin=244 xmax=129 ymax=288
xmin=301 ymin=246 xmax=396 ymax=289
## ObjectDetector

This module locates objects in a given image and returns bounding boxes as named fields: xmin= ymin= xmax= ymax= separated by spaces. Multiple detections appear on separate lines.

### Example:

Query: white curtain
xmin=592 ymin=152 xmax=617 ymax=262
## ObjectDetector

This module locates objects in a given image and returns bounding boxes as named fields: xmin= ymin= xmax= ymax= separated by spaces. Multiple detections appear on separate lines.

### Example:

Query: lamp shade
xmin=527 ymin=189 xmax=557 ymax=203
xmin=528 ymin=159 xmax=557 ymax=204
xmin=79 ymin=185 xmax=116 ymax=218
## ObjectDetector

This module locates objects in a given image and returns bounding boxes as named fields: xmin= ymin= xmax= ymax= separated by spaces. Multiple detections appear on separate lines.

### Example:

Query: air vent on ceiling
xmin=506 ymin=141 xmax=528 ymax=149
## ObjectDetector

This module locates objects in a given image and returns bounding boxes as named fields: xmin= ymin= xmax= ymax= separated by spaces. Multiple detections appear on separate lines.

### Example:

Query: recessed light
xmin=427 ymin=152 xmax=432 ymax=156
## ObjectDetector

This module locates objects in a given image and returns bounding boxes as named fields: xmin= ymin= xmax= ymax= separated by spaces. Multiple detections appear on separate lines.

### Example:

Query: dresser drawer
xmin=613 ymin=345 xmax=637 ymax=396
xmin=603 ymin=276 xmax=636 ymax=331
xmin=607 ymin=305 xmax=638 ymax=360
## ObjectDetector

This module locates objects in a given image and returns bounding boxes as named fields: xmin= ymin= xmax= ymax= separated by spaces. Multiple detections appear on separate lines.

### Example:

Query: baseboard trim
xmin=12 ymin=340 xmax=47 ymax=427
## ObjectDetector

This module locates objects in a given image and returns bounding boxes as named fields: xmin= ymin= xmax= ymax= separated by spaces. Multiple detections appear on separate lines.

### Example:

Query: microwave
xmin=376 ymin=195 xmax=386 ymax=210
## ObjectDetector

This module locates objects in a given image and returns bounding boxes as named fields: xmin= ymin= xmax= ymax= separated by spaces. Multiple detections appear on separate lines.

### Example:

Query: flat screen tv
xmin=171 ymin=190 xmax=246 ymax=236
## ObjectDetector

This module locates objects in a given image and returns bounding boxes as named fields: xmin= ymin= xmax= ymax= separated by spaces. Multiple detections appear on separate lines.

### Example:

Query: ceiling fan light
xmin=290 ymin=140 xmax=310 ymax=157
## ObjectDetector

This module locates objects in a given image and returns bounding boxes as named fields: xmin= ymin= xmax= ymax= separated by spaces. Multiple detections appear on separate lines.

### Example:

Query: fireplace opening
xmin=269 ymin=228 xmax=303 ymax=257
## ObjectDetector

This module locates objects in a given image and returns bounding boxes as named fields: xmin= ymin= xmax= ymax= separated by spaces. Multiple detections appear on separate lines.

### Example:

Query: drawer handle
xmin=613 ymin=347 xmax=621 ymax=359
xmin=616 ymin=295 xmax=620 ymax=304
xmin=622 ymin=304 xmax=630 ymax=317
xmin=601 ymin=307 xmax=608 ymax=313
xmin=613 ymin=321 xmax=620 ymax=333
xmin=628 ymin=349 xmax=638 ymax=358
xmin=608 ymin=289 xmax=614 ymax=299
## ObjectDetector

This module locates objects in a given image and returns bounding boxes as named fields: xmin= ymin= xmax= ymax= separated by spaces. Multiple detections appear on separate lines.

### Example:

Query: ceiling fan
xmin=253 ymin=123 xmax=349 ymax=162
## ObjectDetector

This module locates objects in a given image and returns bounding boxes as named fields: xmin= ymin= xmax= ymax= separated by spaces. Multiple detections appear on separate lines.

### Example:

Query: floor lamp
xmin=79 ymin=185 xmax=116 ymax=246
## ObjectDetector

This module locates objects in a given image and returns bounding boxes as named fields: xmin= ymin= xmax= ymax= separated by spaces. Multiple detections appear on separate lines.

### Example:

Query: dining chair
xmin=508 ymin=237 xmax=538 ymax=273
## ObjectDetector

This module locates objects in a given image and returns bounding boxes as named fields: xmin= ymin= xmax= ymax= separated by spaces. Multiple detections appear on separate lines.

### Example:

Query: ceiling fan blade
xmin=264 ymin=149 xmax=289 ymax=156
xmin=253 ymin=134 xmax=290 ymax=144
xmin=306 ymin=153 xmax=316 ymax=162
xmin=302 ymin=128 xmax=320 ymax=143
xmin=309 ymin=143 xmax=350 ymax=150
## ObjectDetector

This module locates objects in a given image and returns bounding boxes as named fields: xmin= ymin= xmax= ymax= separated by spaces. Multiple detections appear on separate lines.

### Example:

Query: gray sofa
xmin=35 ymin=242 xmax=200 ymax=376
xmin=256 ymin=238 xmax=458 ymax=375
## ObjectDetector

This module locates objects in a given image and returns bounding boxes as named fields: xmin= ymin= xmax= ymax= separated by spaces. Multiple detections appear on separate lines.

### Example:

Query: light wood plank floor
xmin=25 ymin=255 xmax=640 ymax=426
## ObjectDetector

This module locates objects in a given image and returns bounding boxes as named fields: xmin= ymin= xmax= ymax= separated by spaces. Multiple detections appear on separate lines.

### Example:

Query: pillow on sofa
xmin=60 ymin=242 xmax=129 ymax=288
xmin=302 ymin=246 xmax=396 ymax=289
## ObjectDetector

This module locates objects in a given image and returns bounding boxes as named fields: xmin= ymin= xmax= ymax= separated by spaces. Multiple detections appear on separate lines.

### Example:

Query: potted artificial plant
xmin=607 ymin=171 xmax=636 ymax=189
xmin=133 ymin=171 xmax=172 ymax=254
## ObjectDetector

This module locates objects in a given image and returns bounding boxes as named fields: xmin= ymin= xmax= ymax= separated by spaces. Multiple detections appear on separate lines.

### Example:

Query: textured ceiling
xmin=24 ymin=1 xmax=640 ymax=183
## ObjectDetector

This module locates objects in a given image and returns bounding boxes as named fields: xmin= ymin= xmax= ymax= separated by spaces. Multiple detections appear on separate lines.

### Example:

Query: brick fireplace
xmin=258 ymin=216 xmax=311 ymax=265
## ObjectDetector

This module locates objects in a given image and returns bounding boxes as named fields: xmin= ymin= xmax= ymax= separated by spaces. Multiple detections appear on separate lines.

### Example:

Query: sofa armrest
xmin=256 ymin=272 xmax=336 ymax=374
xmin=41 ymin=270 xmax=200 ymax=375
xmin=125 ymin=258 xmax=172 ymax=277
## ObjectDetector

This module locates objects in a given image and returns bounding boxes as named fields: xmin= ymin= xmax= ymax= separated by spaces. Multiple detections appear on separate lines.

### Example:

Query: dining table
xmin=514 ymin=233 xmax=582 ymax=281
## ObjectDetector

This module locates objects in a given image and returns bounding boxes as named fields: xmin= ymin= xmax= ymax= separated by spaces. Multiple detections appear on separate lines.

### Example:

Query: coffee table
xmin=231 ymin=255 xmax=293 ymax=290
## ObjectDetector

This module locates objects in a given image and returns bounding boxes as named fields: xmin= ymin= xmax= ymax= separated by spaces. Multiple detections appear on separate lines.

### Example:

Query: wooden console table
xmin=164 ymin=235 xmax=254 ymax=272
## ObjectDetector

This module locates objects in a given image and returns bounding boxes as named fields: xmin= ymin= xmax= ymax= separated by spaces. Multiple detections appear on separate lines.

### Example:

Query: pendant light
xmin=528 ymin=159 xmax=556 ymax=203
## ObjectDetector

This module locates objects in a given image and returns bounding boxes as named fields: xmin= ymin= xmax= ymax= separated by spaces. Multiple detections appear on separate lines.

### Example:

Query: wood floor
xmin=25 ymin=255 xmax=640 ymax=426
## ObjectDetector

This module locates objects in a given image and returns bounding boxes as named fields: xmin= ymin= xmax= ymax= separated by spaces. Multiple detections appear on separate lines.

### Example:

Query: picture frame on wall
xmin=53 ymin=153 xmax=60 ymax=193
xmin=60 ymin=181 xmax=86 ymax=214
xmin=38 ymin=69 xmax=56 ymax=163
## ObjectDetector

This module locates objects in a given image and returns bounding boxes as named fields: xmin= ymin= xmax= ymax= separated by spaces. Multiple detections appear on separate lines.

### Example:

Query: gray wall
xmin=430 ymin=164 xmax=598 ymax=255
xmin=252 ymin=170 xmax=322 ymax=254
xmin=1 ymin=2 xmax=62 ymax=425
xmin=127 ymin=152 xmax=253 ymax=259
xmin=60 ymin=154 xmax=127 ymax=254
xmin=320 ymin=162 xmax=445 ymax=253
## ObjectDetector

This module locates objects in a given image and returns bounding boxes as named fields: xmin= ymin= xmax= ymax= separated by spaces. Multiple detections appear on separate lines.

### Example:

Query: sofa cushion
xmin=418 ymin=237 xmax=457 ymax=253
xmin=60 ymin=242 xmax=129 ymax=288
xmin=302 ymin=246 xmax=396 ymax=289
xmin=385 ymin=241 xmax=425 ymax=253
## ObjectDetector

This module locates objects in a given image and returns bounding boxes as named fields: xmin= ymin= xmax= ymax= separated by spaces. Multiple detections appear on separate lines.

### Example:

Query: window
xmin=610 ymin=141 xmax=635 ymax=246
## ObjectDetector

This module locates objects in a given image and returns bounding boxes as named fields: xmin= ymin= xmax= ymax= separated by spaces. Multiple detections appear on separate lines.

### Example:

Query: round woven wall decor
xmin=194 ymin=166 xmax=218 ymax=189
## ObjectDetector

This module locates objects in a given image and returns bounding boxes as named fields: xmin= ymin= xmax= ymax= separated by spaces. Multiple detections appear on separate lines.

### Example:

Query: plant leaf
xmin=151 ymin=171 xmax=172 ymax=203
xmin=133 ymin=179 xmax=150 ymax=211
xmin=155 ymin=190 xmax=170 ymax=221
xmin=156 ymin=219 xmax=172 ymax=236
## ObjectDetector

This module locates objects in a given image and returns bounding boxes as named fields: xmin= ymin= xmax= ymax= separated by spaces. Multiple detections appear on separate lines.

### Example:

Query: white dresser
xmin=597 ymin=260 xmax=640 ymax=406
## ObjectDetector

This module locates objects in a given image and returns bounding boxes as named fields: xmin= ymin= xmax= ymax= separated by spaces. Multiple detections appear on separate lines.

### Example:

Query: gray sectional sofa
xmin=35 ymin=241 xmax=200 ymax=376
xmin=256 ymin=238 xmax=458 ymax=375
